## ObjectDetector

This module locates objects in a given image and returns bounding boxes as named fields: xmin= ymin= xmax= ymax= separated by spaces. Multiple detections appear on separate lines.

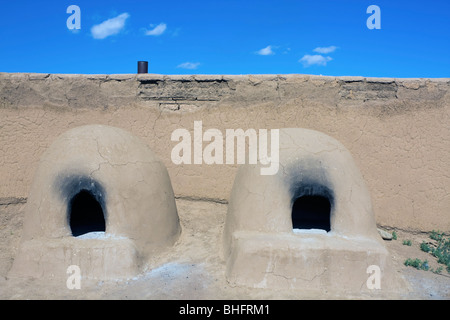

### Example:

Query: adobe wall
xmin=0 ymin=73 xmax=449 ymax=232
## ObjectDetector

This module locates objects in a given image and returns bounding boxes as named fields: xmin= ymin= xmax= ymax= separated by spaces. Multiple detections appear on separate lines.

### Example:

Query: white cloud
xmin=177 ymin=62 xmax=200 ymax=70
xmin=91 ymin=13 xmax=130 ymax=39
xmin=256 ymin=45 xmax=275 ymax=56
xmin=145 ymin=23 xmax=167 ymax=36
xmin=313 ymin=46 xmax=338 ymax=54
xmin=299 ymin=54 xmax=332 ymax=67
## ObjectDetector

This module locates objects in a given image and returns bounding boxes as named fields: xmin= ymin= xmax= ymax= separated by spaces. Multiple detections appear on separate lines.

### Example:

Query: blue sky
xmin=0 ymin=0 xmax=449 ymax=77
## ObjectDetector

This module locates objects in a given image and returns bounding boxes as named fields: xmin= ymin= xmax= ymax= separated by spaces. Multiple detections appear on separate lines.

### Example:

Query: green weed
xmin=402 ymin=240 xmax=412 ymax=246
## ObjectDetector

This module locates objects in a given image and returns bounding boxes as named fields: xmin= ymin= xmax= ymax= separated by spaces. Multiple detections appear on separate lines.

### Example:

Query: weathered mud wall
xmin=0 ymin=73 xmax=449 ymax=232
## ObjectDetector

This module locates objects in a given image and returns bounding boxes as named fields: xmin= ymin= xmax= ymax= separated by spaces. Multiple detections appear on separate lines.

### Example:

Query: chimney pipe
xmin=137 ymin=61 xmax=148 ymax=74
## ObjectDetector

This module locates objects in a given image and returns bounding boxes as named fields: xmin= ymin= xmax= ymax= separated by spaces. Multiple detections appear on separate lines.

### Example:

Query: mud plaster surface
xmin=1 ymin=74 xmax=449 ymax=232
xmin=0 ymin=199 xmax=449 ymax=300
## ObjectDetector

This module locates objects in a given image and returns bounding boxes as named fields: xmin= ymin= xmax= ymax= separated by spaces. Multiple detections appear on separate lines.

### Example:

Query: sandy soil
xmin=0 ymin=199 xmax=449 ymax=300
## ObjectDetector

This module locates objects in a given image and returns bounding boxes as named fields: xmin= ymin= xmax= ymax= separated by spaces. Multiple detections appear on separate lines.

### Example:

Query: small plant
xmin=420 ymin=241 xmax=431 ymax=253
xmin=404 ymin=258 xmax=419 ymax=268
xmin=392 ymin=231 xmax=397 ymax=240
xmin=404 ymin=258 xmax=429 ymax=271
xmin=403 ymin=239 xmax=412 ymax=246
xmin=431 ymin=237 xmax=450 ymax=270
xmin=430 ymin=230 xmax=443 ymax=242
xmin=404 ymin=231 xmax=450 ymax=275
xmin=432 ymin=266 xmax=443 ymax=274
xmin=425 ymin=230 xmax=450 ymax=274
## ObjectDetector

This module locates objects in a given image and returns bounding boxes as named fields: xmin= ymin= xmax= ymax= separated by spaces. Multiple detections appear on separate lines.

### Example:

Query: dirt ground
xmin=0 ymin=199 xmax=449 ymax=300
